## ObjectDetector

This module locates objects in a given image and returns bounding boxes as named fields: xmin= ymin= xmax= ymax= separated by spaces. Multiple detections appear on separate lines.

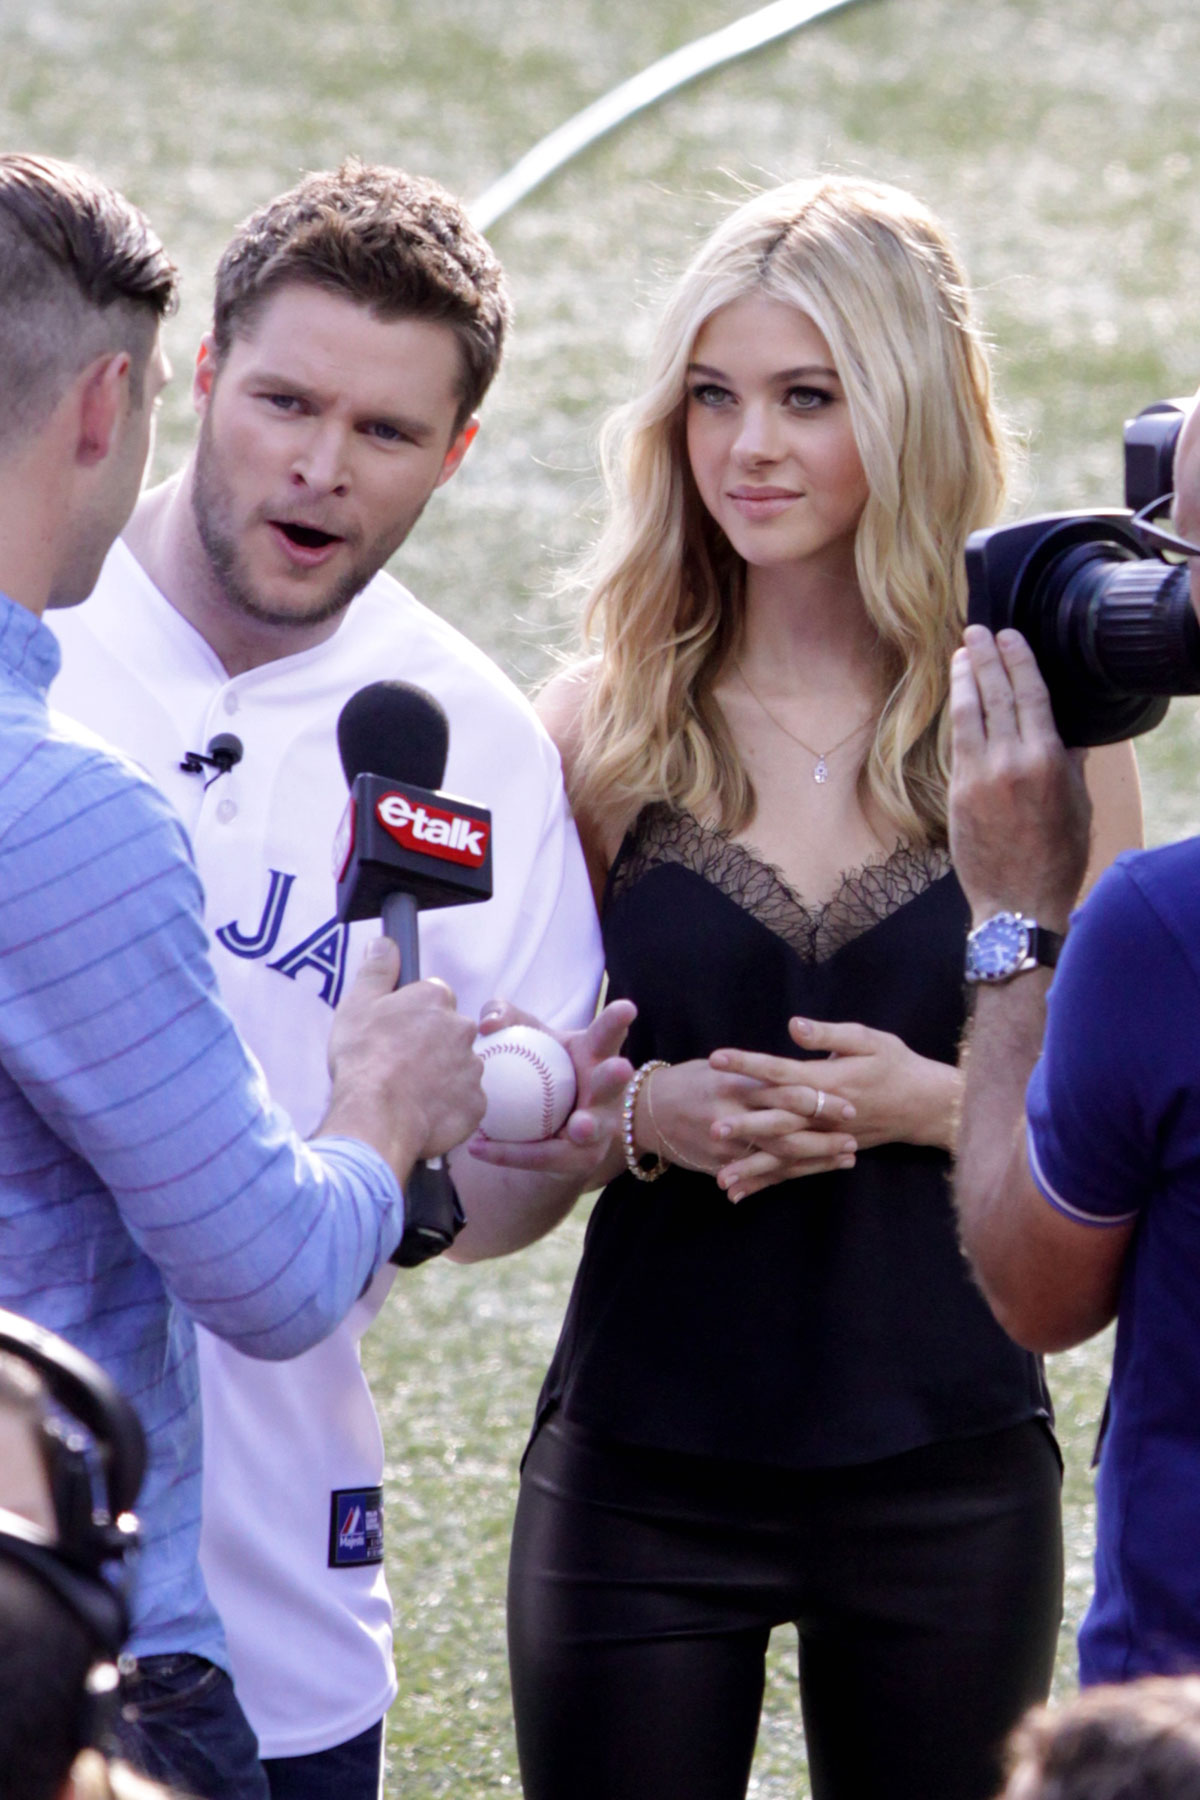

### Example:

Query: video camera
xmin=0 ymin=1309 xmax=143 ymax=1655
xmin=0 ymin=1311 xmax=145 ymax=1757
xmin=966 ymin=400 xmax=1200 ymax=746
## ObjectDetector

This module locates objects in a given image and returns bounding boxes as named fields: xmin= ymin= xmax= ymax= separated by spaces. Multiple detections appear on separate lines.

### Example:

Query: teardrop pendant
xmin=734 ymin=662 xmax=876 ymax=790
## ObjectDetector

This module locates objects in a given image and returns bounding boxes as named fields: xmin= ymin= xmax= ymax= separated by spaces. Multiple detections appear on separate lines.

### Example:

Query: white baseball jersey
xmin=49 ymin=540 xmax=602 ymax=1758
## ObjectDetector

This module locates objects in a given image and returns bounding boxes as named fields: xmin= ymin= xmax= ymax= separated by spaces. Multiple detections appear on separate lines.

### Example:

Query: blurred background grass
xmin=4 ymin=0 xmax=1198 ymax=1789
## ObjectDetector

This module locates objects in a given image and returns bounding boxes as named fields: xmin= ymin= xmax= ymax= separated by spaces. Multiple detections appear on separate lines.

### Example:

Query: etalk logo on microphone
xmin=376 ymin=792 xmax=490 ymax=868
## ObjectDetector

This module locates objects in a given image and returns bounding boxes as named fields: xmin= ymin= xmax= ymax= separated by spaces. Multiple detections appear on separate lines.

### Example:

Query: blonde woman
xmin=472 ymin=177 xmax=1140 ymax=1800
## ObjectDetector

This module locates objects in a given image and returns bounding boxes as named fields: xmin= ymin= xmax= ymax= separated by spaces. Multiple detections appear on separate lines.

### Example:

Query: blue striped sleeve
xmin=0 ymin=734 xmax=402 ymax=1358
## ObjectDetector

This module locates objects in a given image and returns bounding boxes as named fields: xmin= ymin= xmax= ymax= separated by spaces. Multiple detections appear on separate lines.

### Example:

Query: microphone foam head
xmin=205 ymin=733 xmax=244 ymax=771
xmin=337 ymin=681 xmax=450 ymax=791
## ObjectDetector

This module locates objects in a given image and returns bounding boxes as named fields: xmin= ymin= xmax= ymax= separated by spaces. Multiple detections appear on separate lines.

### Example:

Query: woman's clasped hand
xmin=708 ymin=1013 xmax=964 ymax=1200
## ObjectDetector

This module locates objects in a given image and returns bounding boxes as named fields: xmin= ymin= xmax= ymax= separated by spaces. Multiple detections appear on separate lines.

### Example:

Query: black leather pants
xmin=508 ymin=1412 xmax=1062 ymax=1800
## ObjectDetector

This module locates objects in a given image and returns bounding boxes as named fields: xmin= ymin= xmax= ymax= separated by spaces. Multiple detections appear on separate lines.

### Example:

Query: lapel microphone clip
xmin=180 ymin=733 xmax=245 ymax=786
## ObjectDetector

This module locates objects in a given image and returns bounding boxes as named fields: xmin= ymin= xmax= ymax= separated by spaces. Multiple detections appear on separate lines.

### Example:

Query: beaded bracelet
xmin=621 ymin=1060 xmax=670 ymax=1181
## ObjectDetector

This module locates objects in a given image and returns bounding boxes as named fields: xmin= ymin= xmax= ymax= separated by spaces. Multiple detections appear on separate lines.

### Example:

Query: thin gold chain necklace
xmin=735 ymin=661 xmax=876 ymax=785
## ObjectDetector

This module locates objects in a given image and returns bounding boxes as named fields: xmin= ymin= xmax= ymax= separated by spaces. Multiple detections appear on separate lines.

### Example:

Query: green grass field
xmin=4 ymin=0 xmax=1200 ymax=1789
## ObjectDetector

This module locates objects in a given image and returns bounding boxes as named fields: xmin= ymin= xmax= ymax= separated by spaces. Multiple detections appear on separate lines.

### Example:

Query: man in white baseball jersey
xmin=49 ymin=161 xmax=615 ymax=1800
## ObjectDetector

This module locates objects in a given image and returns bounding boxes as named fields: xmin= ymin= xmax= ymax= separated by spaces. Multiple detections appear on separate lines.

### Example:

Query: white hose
xmin=469 ymin=0 xmax=871 ymax=231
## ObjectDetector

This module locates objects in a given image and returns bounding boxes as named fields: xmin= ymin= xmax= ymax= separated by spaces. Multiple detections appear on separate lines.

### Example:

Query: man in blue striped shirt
xmin=0 ymin=155 xmax=485 ymax=1800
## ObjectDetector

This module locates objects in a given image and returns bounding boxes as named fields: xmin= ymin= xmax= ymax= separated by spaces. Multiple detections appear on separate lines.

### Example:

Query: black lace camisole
xmin=536 ymin=804 xmax=1049 ymax=1469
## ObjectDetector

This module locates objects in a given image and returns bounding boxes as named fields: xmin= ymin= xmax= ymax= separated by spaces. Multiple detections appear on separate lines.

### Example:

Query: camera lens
xmin=964 ymin=399 xmax=1200 ymax=748
xmin=967 ymin=513 xmax=1200 ymax=746
xmin=1041 ymin=538 xmax=1200 ymax=744
xmin=1057 ymin=552 xmax=1196 ymax=690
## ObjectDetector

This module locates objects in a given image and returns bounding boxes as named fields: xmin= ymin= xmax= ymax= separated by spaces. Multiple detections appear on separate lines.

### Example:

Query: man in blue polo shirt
xmin=948 ymin=385 xmax=1200 ymax=1684
xmin=0 ymin=153 xmax=485 ymax=1798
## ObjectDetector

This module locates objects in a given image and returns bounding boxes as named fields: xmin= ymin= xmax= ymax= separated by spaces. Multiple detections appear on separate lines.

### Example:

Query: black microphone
xmin=337 ymin=681 xmax=448 ymax=791
xmin=334 ymin=681 xmax=493 ymax=1266
xmin=180 ymin=733 xmax=244 ymax=784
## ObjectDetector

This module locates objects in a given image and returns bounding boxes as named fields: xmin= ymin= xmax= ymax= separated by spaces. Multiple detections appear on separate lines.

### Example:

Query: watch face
xmin=967 ymin=913 xmax=1031 ymax=982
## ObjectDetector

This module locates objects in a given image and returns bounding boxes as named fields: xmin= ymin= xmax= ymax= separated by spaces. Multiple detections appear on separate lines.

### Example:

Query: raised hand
xmin=949 ymin=625 xmax=1092 ymax=930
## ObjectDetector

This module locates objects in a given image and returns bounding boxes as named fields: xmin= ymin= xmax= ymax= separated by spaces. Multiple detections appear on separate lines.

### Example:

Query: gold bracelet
xmin=621 ymin=1061 xmax=669 ymax=1181
xmin=644 ymin=1063 xmax=690 ymax=1169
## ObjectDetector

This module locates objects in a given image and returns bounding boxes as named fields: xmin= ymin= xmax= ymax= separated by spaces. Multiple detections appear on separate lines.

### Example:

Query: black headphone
xmin=0 ymin=1308 xmax=145 ymax=1658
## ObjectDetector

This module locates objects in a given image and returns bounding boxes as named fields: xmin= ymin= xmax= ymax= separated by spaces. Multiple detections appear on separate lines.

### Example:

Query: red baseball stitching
xmin=479 ymin=1040 xmax=557 ymax=1136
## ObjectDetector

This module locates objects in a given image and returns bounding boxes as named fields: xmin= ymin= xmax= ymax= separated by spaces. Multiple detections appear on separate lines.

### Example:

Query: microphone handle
xmin=382 ymin=890 xmax=422 ymax=985
xmin=380 ymin=890 xmax=465 ymax=1267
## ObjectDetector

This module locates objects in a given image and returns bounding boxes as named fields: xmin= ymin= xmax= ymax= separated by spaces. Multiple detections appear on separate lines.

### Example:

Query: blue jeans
xmin=262 ymin=1720 xmax=385 ymax=1800
xmin=112 ymin=1654 xmax=270 ymax=1800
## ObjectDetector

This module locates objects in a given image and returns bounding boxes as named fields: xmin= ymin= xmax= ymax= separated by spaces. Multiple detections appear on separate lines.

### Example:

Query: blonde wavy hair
xmin=568 ymin=174 xmax=1009 ymax=847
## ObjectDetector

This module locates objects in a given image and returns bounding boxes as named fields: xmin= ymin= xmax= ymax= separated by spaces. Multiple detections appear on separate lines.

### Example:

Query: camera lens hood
xmin=967 ymin=511 xmax=1200 ymax=746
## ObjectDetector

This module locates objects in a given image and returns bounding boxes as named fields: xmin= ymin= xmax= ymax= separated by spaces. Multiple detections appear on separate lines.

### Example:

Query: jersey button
xmin=216 ymin=797 xmax=238 ymax=824
xmin=223 ymin=693 xmax=240 ymax=716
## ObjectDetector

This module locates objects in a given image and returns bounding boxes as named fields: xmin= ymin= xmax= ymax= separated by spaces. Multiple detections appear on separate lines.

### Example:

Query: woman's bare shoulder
xmin=536 ymin=659 xmax=631 ymax=893
xmin=536 ymin=659 xmax=600 ymax=764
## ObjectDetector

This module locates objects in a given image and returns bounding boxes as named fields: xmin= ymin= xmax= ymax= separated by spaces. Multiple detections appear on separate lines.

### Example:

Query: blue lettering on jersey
xmin=215 ymin=870 xmax=349 ymax=1008
xmin=270 ymin=916 xmax=350 ymax=1007
xmin=216 ymin=870 xmax=296 ymax=958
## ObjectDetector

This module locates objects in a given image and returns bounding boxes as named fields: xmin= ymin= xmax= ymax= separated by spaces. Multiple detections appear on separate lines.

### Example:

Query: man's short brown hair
xmin=212 ymin=160 xmax=511 ymax=430
xmin=1003 ymin=1678 xmax=1200 ymax=1800
xmin=0 ymin=154 xmax=177 ymax=446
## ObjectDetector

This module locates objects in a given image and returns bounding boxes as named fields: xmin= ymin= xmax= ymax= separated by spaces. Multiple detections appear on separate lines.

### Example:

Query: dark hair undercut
xmin=0 ymin=154 xmax=176 ymax=441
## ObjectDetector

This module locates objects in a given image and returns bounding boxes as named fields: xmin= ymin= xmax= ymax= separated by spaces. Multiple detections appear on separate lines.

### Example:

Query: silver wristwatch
xmin=964 ymin=911 xmax=1064 ymax=985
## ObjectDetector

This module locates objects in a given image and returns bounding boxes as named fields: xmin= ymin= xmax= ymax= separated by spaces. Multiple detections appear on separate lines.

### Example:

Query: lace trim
xmin=608 ymin=803 xmax=952 ymax=963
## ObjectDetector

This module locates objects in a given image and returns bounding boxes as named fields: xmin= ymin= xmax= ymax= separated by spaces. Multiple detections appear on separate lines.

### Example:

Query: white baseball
xmin=473 ymin=1025 xmax=577 ymax=1142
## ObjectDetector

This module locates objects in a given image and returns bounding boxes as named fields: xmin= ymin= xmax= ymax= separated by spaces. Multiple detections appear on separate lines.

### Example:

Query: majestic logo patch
xmin=329 ymin=1486 xmax=384 ymax=1568
xmin=375 ymin=792 xmax=489 ymax=868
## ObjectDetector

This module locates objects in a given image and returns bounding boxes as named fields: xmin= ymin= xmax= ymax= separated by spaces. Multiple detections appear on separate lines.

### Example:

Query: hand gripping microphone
xmin=335 ymin=681 xmax=493 ymax=1266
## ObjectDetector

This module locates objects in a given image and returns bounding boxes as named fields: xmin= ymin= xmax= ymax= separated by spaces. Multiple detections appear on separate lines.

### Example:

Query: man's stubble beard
xmin=190 ymin=411 xmax=382 ymax=634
